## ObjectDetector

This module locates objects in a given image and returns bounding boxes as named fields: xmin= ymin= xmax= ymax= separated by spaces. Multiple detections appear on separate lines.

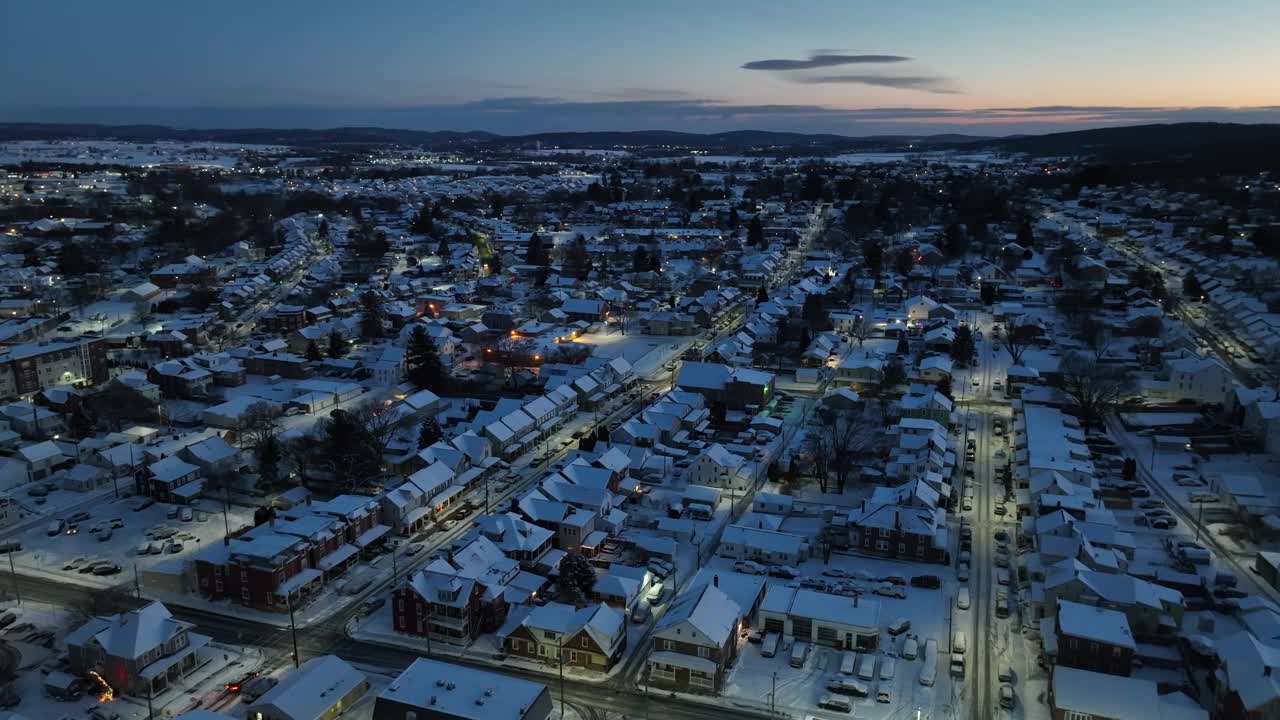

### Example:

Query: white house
xmin=688 ymin=444 xmax=748 ymax=488
xmin=716 ymin=524 xmax=807 ymax=565
xmin=1166 ymin=356 xmax=1233 ymax=405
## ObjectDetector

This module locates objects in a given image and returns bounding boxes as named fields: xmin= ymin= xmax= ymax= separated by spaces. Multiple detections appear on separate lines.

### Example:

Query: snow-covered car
xmin=821 ymin=568 xmax=850 ymax=579
xmin=766 ymin=566 xmax=799 ymax=579
xmin=873 ymin=582 xmax=906 ymax=599
xmin=733 ymin=560 xmax=766 ymax=575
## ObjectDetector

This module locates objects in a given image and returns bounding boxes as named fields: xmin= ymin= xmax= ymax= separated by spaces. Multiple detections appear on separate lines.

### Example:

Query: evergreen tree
xmin=359 ymin=291 xmax=384 ymax=339
xmin=631 ymin=245 xmax=648 ymax=273
xmin=801 ymin=293 xmax=827 ymax=329
xmin=525 ymin=232 xmax=548 ymax=265
xmin=728 ymin=208 xmax=740 ymax=229
xmin=863 ymin=239 xmax=884 ymax=275
xmin=756 ymin=285 xmax=768 ymax=303
xmin=952 ymin=324 xmax=975 ymax=365
xmin=406 ymin=325 xmax=445 ymax=391
xmin=418 ymin=418 xmax=443 ymax=449
xmin=256 ymin=434 xmax=281 ymax=490
xmin=412 ymin=201 xmax=435 ymax=235
xmin=896 ymin=334 xmax=910 ymax=355
xmin=883 ymin=359 xmax=907 ymax=388
xmin=1183 ymin=271 xmax=1203 ymax=299
xmin=436 ymin=234 xmax=449 ymax=258
xmin=305 ymin=340 xmax=323 ymax=362
xmin=326 ymin=330 xmax=346 ymax=358
xmin=748 ymin=215 xmax=765 ymax=248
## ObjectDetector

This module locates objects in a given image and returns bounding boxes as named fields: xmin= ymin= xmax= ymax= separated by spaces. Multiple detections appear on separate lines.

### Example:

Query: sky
xmin=5 ymin=0 xmax=1280 ymax=136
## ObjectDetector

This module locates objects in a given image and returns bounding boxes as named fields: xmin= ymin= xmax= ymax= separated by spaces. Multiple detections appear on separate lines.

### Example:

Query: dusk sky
xmin=8 ymin=0 xmax=1280 ymax=136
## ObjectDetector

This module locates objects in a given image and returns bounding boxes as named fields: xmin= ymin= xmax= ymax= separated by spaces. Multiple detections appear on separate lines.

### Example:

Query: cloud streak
xmin=794 ymin=74 xmax=960 ymax=94
xmin=742 ymin=53 xmax=911 ymax=71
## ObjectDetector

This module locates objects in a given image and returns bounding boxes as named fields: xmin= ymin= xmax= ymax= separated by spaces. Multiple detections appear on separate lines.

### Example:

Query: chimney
xmin=713 ymin=574 xmax=719 ymax=588
xmin=1267 ymin=667 xmax=1273 ymax=678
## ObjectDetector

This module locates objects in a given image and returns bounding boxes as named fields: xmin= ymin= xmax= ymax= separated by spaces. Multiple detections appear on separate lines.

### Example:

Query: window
xmin=582 ymin=636 xmax=589 ymax=648
xmin=1112 ymin=646 xmax=1123 ymax=658
xmin=1065 ymin=712 xmax=1092 ymax=720
xmin=544 ymin=630 xmax=556 ymax=640
xmin=698 ymin=646 xmax=709 ymax=659
xmin=875 ymin=539 xmax=889 ymax=551
xmin=898 ymin=543 xmax=907 ymax=554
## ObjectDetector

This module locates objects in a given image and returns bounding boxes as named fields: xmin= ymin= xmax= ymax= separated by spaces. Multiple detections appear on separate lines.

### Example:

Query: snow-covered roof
xmin=251 ymin=655 xmax=366 ymax=719
xmin=377 ymin=657 xmax=548 ymax=720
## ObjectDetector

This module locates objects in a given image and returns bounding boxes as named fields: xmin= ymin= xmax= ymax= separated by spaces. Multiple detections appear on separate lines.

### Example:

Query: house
xmin=759 ymin=586 xmax=881 ymax=651
xmin=687 ymin=443 xmax=747 ymax=489
xmin=716 ymin=524 xmax=807 ymax=565
xmin=392 ymin=536 xmax=516 ymax=646
xmin=1166 ymin=356 xmax=1233 ymax=405
xmin=502 ymin=602 xmax=626 ymax=672
xmin=843 ymin=497 xmax=948 ymax=564
xmin=17 ymin=439 xmax=71 ymax=482
xmin=1054 ymin=599 xmax=1135 ymax=676
xmin=65 ymin=601 xmax=210 ymax=698
xmin=372 ymin=657 xmax=552 ymax=720
xmin=143 ymin=455 xmax=202 ymax=504
xmin=647 ymin=581 xmax=742 ymax=694
xmin=248 ymin=655 xmax=369 ymax=720
xmin=675 ymin=361 xmax=775 ymax=410
xmin=1050 ymin=665 xmax=1207 ymax=720
xmin=1043 ymin=569 xmax=1183 ymax=639
xmin=1215 ymin=629 xmax=1280 ymax=720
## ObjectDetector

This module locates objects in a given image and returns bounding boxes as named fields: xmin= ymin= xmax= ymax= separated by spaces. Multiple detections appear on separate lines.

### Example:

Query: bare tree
xmin=825 ymin=409 xmax=872 ymax=493
xmin=849 ymin=315 xmax=872 ymax=347
xmin=1077 ymin=316 xmax=1114 ymax=363
xmin=238 ymin=401 xmax=282 ymax=450
xmin=1059 ymin=352 xmax=1135 ymax=432
xmin=804 ymin=427 xmax=832 ymax=494
xmin=998 ymin=324 xmax=1033 ymax=365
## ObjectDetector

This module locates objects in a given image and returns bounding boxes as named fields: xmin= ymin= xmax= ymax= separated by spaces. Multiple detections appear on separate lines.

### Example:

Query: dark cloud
xmin=742 ymin=53 xmax=911 ymax=71
xmin=794 ymin=74 xmax=960 ymax=94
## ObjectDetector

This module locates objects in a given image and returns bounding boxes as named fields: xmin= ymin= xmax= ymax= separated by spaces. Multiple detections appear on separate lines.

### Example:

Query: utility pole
xmin=146 ymin=686 xmax=155 ymax=720
xmin=558 ymin=633 xmax=565 ymax=720
xmin=2 ymin=546 xmax=20 ymax=606
xmin=287 ymin=593 xmax=300 ymax=668
xmin=770 ymin=671 xmax=777 ymax=716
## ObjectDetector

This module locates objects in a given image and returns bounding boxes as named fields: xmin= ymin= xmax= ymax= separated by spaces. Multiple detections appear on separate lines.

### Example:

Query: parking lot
xmin=707 ymin=550 xmax=960 ymax=718
xmin=9 ymin=494 xmax=255 ymax=588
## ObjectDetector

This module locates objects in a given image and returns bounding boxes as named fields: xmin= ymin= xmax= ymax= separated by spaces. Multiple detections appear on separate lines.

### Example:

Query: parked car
xmin=873 ymin=583 xmax=906 ymax=599
xmin=179 ymin=508 xmax=194 ymax=522
xmin=888 ymin=618 xmax=911 ymax=635
xmin=734 ymin=560 xmax=766 ymax=575
xmin=910 ymin=575 xmax=941 ymax=589
xmin=821 ymin=567 xmax=850 ymax=579
xmin=957 ymin=588 xmax=971 ymax=610
xmin=359 ymin=598 xmax=386 ymax=617
xmin=630 ymin=601 xmax=652 ymax=624
xmin=767 ymin=565 xmax=799 ymax=579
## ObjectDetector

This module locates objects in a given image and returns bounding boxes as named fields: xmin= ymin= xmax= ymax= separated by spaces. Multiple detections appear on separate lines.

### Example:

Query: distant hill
xmin=0 ymin=122 xmax=989 ymax=151
xmin=1 ymin=121 xmax=1277 ymax=161
xmin=0 ymin=123 xmax=497 ymax=147
xmin=978 ymin=122 xmax=1280 ymax=158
